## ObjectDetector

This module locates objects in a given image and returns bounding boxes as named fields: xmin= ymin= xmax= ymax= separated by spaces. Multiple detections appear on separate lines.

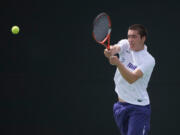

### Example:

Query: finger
xmin=105 ymin=48 xmax=108 ymax=51
xmin=110 ymin=56 xmax=115 ymax=59
xmin=111 ymin=56 xmax=118 ymax=59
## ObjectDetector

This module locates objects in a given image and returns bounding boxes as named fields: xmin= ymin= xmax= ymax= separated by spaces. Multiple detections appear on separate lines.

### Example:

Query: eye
xmin=128 ymin=35 xmax=137 ymax=39
xmin=132 ymin=35 xmax=137 ymax=38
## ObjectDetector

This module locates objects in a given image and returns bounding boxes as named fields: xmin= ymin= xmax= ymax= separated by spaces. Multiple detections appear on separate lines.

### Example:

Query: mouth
xmin=130 ymin=44 xmax=134 ymax=47
xmin=130 ymin=44 xmax=135 ymax=50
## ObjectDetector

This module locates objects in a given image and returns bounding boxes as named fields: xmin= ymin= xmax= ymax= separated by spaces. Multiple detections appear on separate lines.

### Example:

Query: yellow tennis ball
xmin=11 ymin=26 xmax=20 ymax=34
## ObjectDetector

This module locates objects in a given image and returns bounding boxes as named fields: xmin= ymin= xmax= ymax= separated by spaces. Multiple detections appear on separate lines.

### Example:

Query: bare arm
xmin=109 ymin=56 xmax=143 ymax=84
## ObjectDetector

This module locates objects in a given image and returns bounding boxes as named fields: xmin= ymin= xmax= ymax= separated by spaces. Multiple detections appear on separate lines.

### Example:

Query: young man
xmin=104 ymin=24 xmax=155 ymax=135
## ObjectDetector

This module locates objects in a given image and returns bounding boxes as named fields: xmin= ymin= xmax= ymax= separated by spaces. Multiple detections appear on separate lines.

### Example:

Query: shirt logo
xmin=137 ymin=99 xmax=143 ymax=102
xmin=127 ymin=62 xmax=137 ymax=70
xmin=126 ymin=50 xmax=130 ymax=54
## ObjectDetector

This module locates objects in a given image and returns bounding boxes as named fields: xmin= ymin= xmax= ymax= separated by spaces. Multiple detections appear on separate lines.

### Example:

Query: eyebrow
xmin=127 ymin=34 xmax=137 ymax=37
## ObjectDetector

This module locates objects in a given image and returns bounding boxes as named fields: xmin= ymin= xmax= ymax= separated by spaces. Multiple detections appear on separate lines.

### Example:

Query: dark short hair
xmin=128 ymin=24 xmax=148 ymax=39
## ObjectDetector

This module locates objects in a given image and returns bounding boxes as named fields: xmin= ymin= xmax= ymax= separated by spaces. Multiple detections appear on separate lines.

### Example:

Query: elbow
xmin=127 ymin=77 xmax=138 ymax=84
xmin=127 ymin=72 xmax=142 ymax=84
xmin=127 ymin=80 xmax=136 ymax=84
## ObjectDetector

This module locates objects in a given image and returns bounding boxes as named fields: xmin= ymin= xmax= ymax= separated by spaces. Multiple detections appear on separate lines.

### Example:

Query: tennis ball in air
xmin=11 ymin=26 xmax=20 ymax=34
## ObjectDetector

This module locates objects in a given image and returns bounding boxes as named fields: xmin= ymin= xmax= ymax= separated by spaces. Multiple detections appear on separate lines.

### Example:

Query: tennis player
xmin=104 ymin=24 xmax=155 ymax=135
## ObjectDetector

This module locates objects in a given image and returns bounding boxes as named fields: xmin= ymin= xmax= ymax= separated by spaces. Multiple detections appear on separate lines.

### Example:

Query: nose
xmin=128 ymin=37 xmax=133 ymax=43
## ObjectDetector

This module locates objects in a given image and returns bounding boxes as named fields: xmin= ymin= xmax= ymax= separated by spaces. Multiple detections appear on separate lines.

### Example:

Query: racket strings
xmin=93 ymin=15 xmax=110 ymax=42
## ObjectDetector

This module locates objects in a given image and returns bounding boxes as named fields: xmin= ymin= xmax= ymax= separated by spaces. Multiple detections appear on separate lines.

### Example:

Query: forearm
xmin=116 ymin=62 xmax=137 ymax=84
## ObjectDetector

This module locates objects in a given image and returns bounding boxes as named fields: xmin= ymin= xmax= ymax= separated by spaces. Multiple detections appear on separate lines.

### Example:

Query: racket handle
xmin=107 ymin=34 xmax=110 ymax=50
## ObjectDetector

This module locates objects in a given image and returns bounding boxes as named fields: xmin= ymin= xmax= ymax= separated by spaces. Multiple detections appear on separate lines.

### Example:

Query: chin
xmin=130 ymin=46 xmax=135 ymax=50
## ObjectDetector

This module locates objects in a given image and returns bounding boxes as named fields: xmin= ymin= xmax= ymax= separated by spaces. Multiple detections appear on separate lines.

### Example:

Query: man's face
xmin=127 ymin=30 xmax=145 ymax=51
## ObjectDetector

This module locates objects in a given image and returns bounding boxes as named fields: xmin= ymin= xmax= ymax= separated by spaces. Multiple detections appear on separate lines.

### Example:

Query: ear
xmin=142 ymin=36 xmax=146 ymax=42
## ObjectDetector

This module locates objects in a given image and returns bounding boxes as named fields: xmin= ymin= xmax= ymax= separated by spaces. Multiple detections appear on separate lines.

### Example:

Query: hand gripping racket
xmin=92 ymin=12 xmax=112 ymax=50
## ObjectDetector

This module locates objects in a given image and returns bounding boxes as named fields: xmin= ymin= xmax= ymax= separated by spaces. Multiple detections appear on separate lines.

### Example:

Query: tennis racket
xmin=92 ymin=12 xmax=112 ymax=50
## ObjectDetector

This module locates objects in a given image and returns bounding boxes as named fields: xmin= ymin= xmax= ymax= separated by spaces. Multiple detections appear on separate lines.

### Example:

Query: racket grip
xmin=107 ymin=33 xmax=111 ymax=50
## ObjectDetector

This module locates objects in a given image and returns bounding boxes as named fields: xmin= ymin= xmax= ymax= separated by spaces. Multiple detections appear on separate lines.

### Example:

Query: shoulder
xmin=137 ymin=50 xmax=155 ymax=74
xmin=115 ymin=39 xmax=129 ymax=54
xmin=117 ymin=39 xmax=129 ymax=45
xmin=116 ymin=39 xmax=130 ymax=50
xmin=143 ymin=50 xmax=156 ymax=66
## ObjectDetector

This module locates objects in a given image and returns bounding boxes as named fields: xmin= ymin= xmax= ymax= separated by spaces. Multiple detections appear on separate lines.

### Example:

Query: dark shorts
xmin=113 ymin=101 xmax=151 ymax=135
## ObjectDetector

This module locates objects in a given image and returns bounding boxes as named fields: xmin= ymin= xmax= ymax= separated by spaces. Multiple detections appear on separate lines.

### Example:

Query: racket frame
xmin=92 ymin=12 xmax=112 ymax=50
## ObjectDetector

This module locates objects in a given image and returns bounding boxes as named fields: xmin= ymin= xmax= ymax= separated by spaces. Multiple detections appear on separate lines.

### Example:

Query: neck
xmin=135 ymin=45 xmax=144 ymax=52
